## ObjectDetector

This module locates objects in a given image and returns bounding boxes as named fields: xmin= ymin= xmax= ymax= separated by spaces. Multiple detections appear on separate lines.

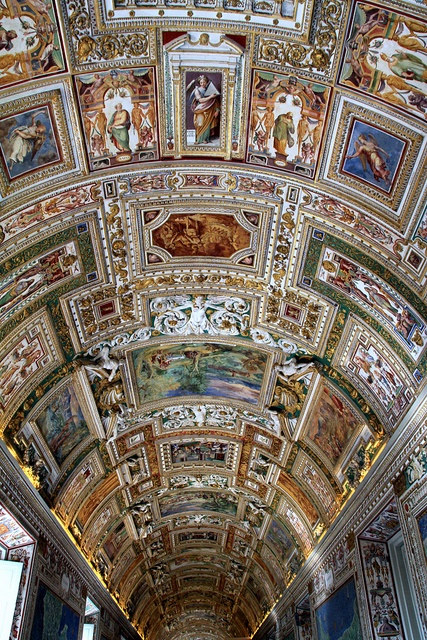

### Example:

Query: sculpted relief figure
xmin=150 ymin=295 xmax=249 ymax=336
xmin=83 ymin=345 xmax=123 ymax=382
xmin=275 ymin=356 xmax=322 ymax=381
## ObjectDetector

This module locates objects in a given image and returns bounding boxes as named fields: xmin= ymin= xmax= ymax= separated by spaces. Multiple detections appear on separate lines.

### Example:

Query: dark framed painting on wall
xmin=417 ymin=509 xmax=427 ymax=561
xmin=315 ymin=577 xmax=362 ymax=640
xmin=30 ymin=581 xmax=80 ymax=640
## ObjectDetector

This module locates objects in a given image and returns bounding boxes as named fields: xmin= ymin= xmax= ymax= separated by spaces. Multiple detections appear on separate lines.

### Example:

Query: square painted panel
xmin=341 ymin=119 xmax=405 ymax=194
xmin=0 ymin=106 xmax=61 ymax=180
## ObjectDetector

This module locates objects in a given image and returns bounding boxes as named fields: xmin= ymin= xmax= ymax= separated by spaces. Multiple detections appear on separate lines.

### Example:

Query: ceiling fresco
xmin=1 ymin=0 xmax=427 ymax=638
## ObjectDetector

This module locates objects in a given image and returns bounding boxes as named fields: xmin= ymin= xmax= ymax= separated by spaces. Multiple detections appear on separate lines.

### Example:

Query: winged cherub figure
xmin=8 ymin=112 xmax=47 ymax=169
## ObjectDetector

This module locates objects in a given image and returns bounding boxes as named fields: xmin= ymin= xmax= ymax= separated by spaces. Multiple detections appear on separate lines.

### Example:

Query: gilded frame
xmin=0 ymin=79 xmax=85 ymax=198
xmin=319 ymin=93 xmax=426 ymax=224
xmin=16 ymin=369 xmax=102 ymax=490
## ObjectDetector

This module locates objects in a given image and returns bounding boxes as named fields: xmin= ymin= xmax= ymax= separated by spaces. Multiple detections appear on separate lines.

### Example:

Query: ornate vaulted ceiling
xmin=1 ymin=0 xmax=427 ymax=637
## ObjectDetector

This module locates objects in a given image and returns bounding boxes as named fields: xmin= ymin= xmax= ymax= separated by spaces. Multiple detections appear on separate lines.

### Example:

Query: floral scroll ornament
xmin=67 ymin=0 xmax=149 ymax=65
xmin=159 ymin=404 xmax=238 ymax=430
xmin=257 ymin=0 xmax=343 ymax=77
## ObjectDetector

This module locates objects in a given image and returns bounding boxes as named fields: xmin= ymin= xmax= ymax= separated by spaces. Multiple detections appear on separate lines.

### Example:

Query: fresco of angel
xmin=8 ymin=113 xmax=46 ymax=167
xmin=185 ymin=72 xmax=221 ymax=146
xmin=0 ymin=0 xmax=64 ymax=87
xmin=342 ymin=120 xmax=404 ymax=193
xmin=345 ymin=132 xmax=391 ymax=186
xmin=150 ymin=295 xmax=250 ymax=336
xmin=0 ymin=106 xmax=60 ymax=178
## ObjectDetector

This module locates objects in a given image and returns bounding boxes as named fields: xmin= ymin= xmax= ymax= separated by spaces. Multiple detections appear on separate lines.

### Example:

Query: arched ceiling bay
xmin=1 ymin=0 xmax=427 ymax=637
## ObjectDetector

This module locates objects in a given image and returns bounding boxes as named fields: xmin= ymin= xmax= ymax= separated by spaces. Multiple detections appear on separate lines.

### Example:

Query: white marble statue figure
xmin=82 ymin=345 xmax=124 ymax=382
xmin=275 ymin=356 xmax=320 ymax=381
xmin=150 ymin=294 xmax=249 ymax=336
xmin=139 ymin=523 xmax=153 ymax=539
xmin=161 ymin=404 xmax=237 ymax=431
xmin=131 ymin=501 xmax=151 ymax=518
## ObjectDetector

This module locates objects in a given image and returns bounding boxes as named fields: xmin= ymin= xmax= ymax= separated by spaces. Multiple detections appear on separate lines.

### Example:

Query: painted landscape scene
xmin=159 ymin=490 xmax=238 ymax=517
xmin=266 ymin=519 xmax=294 ymax=564
xmin=35 ymin=383 xmax=90 ymax=466
xmin=131 ymin=342 xmax=266 ymax=405
xmin=306 ymin=386 xmax=360 ymax=466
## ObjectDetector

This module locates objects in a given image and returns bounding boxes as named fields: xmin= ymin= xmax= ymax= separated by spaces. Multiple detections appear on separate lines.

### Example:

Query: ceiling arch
xmin=1 ymin=0 xmax=427 ymax=637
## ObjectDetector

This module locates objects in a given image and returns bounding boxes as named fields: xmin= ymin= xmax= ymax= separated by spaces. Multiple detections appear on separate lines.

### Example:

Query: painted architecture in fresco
xmin=75 ymin=68 xmax=158 ymax=170
xmin=0 ymin=0 xmax=64 ymax=88
xmin=340 ymin=2 xmax=427 ymax=120
xmin=247 ymin=70 xmax=330 ymax=177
